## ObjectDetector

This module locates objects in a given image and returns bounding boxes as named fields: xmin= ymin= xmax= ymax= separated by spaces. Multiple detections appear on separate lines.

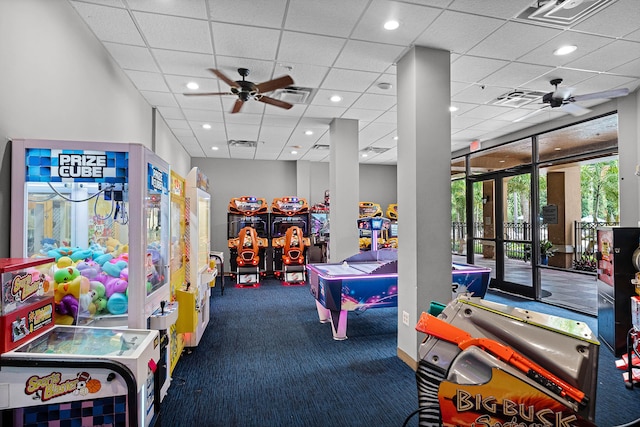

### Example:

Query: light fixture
xmin=384 ymin=20 xmax=399 ymax=30
xmin=553 ymin=45 xmax=577 ymax=56
xmin=330 ymin=94 xmax=342 ymax=103
xmin=449 ymin=106 xmax=459 ymax=112
xmin=291 ymin=150 xmax=298 ymax=155
xmin=186 ymin=81 xmax=199 ymax=90
xmin=304 ymin=130 xmax=314 ymax=136
xmin=482 ymin=196 xmax=490 ymax=204
xmin=393 ymin=136 xmax=398 ymax=141
xmin=211 ymin=146 xmax=219 ymax=151
xmin=202 ymin=123 xmax=212 ymax=130
xmin=362 ymin=153 xmax=368 ymax=158
xmin=554 ymin=147 xmax=562 ymax=151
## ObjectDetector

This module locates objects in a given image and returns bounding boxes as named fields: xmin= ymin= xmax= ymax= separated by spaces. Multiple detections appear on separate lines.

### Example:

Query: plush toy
xmin=77 ymin=260 xmax=101 ymax=279
xmin=106 ymin=292 xmax=128 ymax=315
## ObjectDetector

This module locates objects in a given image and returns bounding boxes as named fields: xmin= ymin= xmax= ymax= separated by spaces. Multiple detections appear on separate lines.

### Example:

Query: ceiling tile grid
xmin=68 ymin=0 xmax=640 ymax=163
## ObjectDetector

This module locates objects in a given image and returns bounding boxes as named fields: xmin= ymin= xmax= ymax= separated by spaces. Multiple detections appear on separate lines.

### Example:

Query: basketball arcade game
xmin=386 ymin=203 xmax=398 ymax=248
xmin=270 ymin=197 xmax=311 ymax=285
xmin=8 ymin=139 xmax=173 ymax=426
xmin=227 ymin=196 xmax=269 ymax=286
xmin=310 ymin=190 xmax=330 ymax=263
xmin=358 ymin=201 xmax=385 ymax=251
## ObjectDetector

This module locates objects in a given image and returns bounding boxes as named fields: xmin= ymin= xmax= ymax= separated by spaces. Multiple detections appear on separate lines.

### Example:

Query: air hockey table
xmin=307 ymin=249 xmax=490 ymax=340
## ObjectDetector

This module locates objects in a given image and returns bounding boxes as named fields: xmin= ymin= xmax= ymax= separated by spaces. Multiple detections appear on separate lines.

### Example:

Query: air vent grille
xmin=362 ymin=146 xmax=389 ymax=154
xmin=228 ymin=140 xmax=260 ymax=148
xmin=312 ymin=144 xmax=330 ymax=150
xmin=493 ymin=90 xmax=546 ymax=107
xmin=516 ymin=0 xmax=615 ymax=27
xmin=272 ymin=86 xmax=317 ymax=104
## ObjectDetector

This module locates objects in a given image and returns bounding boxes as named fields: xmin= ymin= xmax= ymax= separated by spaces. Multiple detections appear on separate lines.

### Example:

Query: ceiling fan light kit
xmin=183 ymin=68 xmax=294 ymax=114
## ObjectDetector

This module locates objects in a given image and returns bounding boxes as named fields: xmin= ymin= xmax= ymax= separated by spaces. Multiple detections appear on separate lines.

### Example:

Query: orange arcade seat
xmin=272 ymin=226 xmax=310 ymax=285
xmin=228 ymin=226 xmax=268 ymax=287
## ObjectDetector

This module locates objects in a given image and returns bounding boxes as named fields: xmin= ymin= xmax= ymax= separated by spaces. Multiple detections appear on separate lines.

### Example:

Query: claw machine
xmin=10 ymin=139 xmax=176 ymax=410
xmin=176 ymin=167 xmax=213 ymax=348
xmin=168 ymin=171 xmax=187 ymax=368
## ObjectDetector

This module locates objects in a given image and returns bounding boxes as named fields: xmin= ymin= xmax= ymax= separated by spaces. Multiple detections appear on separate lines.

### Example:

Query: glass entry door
xmin=469 ymin=170 xmax=537 ymax=299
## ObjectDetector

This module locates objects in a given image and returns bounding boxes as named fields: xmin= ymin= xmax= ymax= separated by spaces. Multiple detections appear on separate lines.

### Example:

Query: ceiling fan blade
xmin=561 ymin=102 xmax=591 ymax=116
xmin=255 ymin=75 xmax=294 ymax=94
xmin=553 ymin=87 xmax=573 ymax=100
xmin=571 ymin=88 xmax=630 ymax=102
xmin=257 ymin=95 xmax=294 ymax=110
xmin=209 ymin=68 xmax=239 ymax=88
xmin=231 ymin=99 xmax=244 ymax=114
xmin=183 ymin=92 xmax=233 ymax=97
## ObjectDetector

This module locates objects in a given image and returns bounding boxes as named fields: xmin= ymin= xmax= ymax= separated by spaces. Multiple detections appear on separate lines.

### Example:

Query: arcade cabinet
xmin=310 ymin=190 xmax=330 ymax=263
xmin=227 ymin=197 xmax=269 ymax=286
xmin=358 ymin=215 xmax=390 ymax=251
xmin=358 ymin=202 xmax=384 ymax=250
xmin=414 ymin=295 xmax=598 ymax=426
xmin=386 ymin=203 xmax=398 ymax=248
xmin=176 ymin=168 xmax=214 ymax=348
xmin=270 ymin=197 xmax=311 ymax=285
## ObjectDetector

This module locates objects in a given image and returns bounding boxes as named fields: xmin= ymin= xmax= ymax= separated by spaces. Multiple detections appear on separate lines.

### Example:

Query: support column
xmin=546 ymin=168 xmax=580 ymax=268
xmin=397 ymin=46 xmax=452 ymax=368
xmin=618 ymin=91 xmax=640 ymax=227
xmin=329 ymin=118 xmax=359 ymax=262
xmin=296 ymin=160 xmax=311 ymax=202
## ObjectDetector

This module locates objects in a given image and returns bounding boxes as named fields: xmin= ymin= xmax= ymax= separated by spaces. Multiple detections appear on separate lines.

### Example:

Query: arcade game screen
xmin=271 ymin=217 xmax=309 ymax=238
xmin=228 ymin=216 xmax=269 ymax=238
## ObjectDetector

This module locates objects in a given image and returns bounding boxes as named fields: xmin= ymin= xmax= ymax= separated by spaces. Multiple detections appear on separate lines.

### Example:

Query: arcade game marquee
xmin=8 ymin=139 xmax=178 ymax=422
xmin=227 ymin=196 xmax=269 ymax=286
xmin=270 ymin=197 xmax=311 ymax=285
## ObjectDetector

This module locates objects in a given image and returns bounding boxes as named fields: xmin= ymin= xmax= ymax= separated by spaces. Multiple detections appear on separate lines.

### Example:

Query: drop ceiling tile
xmin=572 ymin=0 xmax=640 ymax=39
xmin=171 ymin=128 xmax=195 ymax=137
xmin=526 ymin=68 xmax=599 ymax=92
xmin=341 ymin=108 xmax=385 ymax=122
xmin=225 ymin=123 xmax=260 ymax=141
xmin=103 ymin=42 xmax=159 ymax=72
xmin=467 ymin=22 xmax=562 ymax=62
xmin=451 ymin=116 xmax=485 ymax=129
xmin=157 ymin=106 xmax=185 ymax=120
xmin=153 ymin=50 xmax=214 ymax=77
xmin=375 ymin=111 xmax=397 ymax=124
xmin=177 ymin=94 xmax=224 ymax=110
xmin=165 ymin=74 xmax=217 ymax=94
xmin=125 ymin=70 xmax=169 ymax=91
xmin=224 ymin=112 xmax=263 ymax=126
xmin=165 ymin=119 xmax=191 ymax=130
xmin=320 ymin=69 xmax=381 ymax=92
xmin=304 ymin=105 xmax=348 ymax=119
xmin=279 ymin=63 xmax=329 ymax=89
xmin=72 ymin=0 xmax=125 ymax=7
xmin=70 ymin=2 xmax=145 ymax=45
xmin=451 ymin=85 xmax=511 ymax=105
xmin=126 ymin=0 xmax=207 ymax=18
xmin=609 ymin=58 xmax=640 ymax=78
xmin=278 ymin=32 xmax=346 ymax=67
xmin=350 ymin=93 xmax=396 ymax=111
xmin=448 ymin=0 xmax=535 ymax=20
xmin=566 ymin=40 xmax=640 ymax=73
xmin=214 ymin=58 xmax=275 ymax=83
xmin=261 ymin=115 xmax=303 ymax=128
xmin=359 ymin=123 xmax=396 ymax=145
xmin=212 ymin=23 xmax=280 ymax=61
xmin=573 ymin=74 xmax=638 ymax=95
xmin=460 ymin=105 xmax=514 ymax=120
xmin=207 ymin=0 xmax=288 ymax=29
xmin=140 ymin=91 xmax=179 ymax=107
xmin=334 ymin=40 xmax=406 ymax=73
xmin=625 ymin=27 xmax=640 ymax=43
xmin=133 ymin=12 xmax=212 ymax=53
xmin=351 ymin=0 xmax=440 ymax=46
xmin=192 ymin=125 xmax=226 ymax=142
xmin=285 ymin=0 xmax=368 ymax=38
xmin=415 ymin=10 xmax=504 ymax=54
xmin=182 ymin=108 xmax=225 ymax=121
xmin=468 ymin=119 xmax=513 ymax=132
xmin=259 ymin=126 xmax=295 ymax=144
xmin=517 ymin=31 xmax=615 ymax=68
xmin=370 ymin=75 xmax=397 ymax=95
xmin=310 ymin=89 xmax=359 ymax=108
xmin=482 ymin=62 xmax=555 ymax=88
xmin=451 ymin=56 xmax=509 ymax=84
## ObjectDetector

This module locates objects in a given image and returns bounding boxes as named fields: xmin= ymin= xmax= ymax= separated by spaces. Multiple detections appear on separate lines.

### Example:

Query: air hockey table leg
xmin=315 ymin=300 xmax=331 ymax=323
xmin=330 ymin=309 xmax=348 ymax=340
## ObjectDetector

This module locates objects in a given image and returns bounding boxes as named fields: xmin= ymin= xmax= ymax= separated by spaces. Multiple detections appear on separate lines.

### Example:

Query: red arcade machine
xmin=228 ymin=197 xmax=269 ymax=287
xmin=270 ymin=197 xmax=311 ymax=285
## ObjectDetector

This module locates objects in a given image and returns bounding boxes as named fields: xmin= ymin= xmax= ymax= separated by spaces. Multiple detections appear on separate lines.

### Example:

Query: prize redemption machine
xmin=8 ymin=139 xmax=179 ymax=425
xmin=358 ymin=202 xmax=385 ymax=251
xmin=168 ymin=171 xmax=186 ymax=371
xmin=176 ymin=168 xmax=214 ymax=348
xmin=228 ymin=196 xmax=269 ymax=287
xmin=270 ymin=197 xmax=311 ymax=285
xmin=309 ymin=191 xmax=330 ymax=263
xmin=412 ymin=295 xmax=599 ymax=426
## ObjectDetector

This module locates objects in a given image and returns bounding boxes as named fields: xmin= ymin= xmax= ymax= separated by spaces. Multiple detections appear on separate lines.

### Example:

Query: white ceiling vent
xmin=493 ymin=90 xmax=547 ymax=107
xmin=312 ymin=143 xmax=330 ymax=150
xmin=228 ymin=140 xmax=260 ymax=148
xmin=361 ymin=146 xmax=389 ymax=154
xmin=272 ymin=86 xmax=317 ymax=104
xmin=516 ymin=0 xmax=616 ymax=27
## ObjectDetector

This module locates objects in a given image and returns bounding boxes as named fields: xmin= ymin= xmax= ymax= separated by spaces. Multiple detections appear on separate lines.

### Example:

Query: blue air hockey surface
xmin=307 ymin=249 xmax=490 ymax=340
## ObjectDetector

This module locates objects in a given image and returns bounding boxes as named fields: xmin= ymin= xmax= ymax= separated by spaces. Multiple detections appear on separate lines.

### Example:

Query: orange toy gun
xmin=416 ymin=312 xmax=588 ymax=408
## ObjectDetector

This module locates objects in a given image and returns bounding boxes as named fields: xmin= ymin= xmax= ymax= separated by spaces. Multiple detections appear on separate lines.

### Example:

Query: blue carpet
xmin=160 ymin=280 xmax=640 ymax=427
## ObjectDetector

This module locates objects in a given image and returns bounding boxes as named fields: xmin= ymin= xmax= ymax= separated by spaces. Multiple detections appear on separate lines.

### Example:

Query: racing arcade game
xmin=270 ymin=197 xmax=311 ymax=285
xmin=227 ymin=196 xmax=269 ymax=287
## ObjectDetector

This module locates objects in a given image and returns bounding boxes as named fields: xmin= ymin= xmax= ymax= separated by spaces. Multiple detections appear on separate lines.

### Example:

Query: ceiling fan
xmin=183 ymin=68 xmax=294 ymax=113
xmin=541 ymin=78 xmax=629 ymax=116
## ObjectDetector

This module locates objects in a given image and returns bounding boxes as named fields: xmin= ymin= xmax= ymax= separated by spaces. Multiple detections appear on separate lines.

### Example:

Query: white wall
xmin=0 ymin=0 xmax=190 ymax=257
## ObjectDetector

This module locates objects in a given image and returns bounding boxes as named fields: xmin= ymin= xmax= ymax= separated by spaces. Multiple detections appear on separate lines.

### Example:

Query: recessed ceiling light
xmin=449 ymin=106 xmax=458 ymax=112
xmin=304 ymin=130 xmax=314 ymax=136
xmin=393 ymin=136 xmax=398 ymax=141
xmin=553 ymin=45 xmax=577 ymax=56
xmin=202 ymin=123 xmax=212 ymax=130
xmin=330 ymin=95 xmax=342 ymax=103
xmin=187 ymin=82 xmax=199 ymax=90
xmin=211 ymin=146 xmax=219 ymax=151
xmin=362 ymin=153 xmax=368 ymax=158
xmin=291 ymin=150 xmax=298 ymax=155
xmin=384 ymin=20 xmax=399 ymax=30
